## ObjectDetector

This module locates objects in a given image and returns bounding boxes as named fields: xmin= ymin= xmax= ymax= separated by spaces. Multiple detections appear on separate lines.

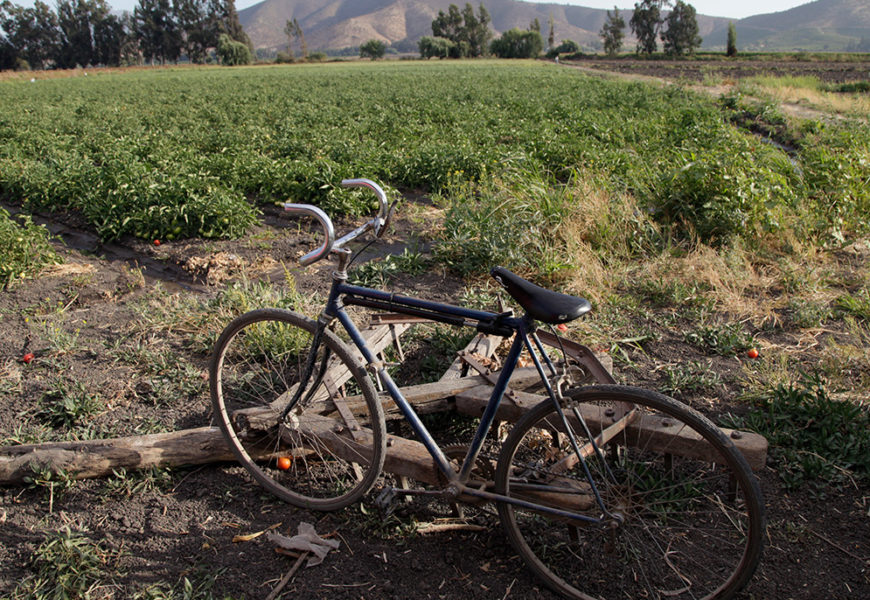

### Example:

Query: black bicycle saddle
xmin=490 ymin=267 xmax=591 ymax=325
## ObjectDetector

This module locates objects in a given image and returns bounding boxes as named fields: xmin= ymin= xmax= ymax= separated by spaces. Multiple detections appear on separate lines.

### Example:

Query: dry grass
xmin=740 ymin=76 xmax=870 ymax=117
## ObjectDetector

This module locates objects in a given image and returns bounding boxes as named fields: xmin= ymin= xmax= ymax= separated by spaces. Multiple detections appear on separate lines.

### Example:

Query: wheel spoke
xmin=495 ymin=385 xmax=763 ymax=600
xmin=211 ymin=309 xmax=385 ymax=510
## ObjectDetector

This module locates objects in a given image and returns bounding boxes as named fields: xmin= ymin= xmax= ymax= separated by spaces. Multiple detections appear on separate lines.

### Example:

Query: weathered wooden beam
xmin=440 ymin=333 xmax=504 ymax=382
xmin=0 ymin=427 xmax=234 ymax=484
xmin=455 ymin=387 xmax=768 ymax=470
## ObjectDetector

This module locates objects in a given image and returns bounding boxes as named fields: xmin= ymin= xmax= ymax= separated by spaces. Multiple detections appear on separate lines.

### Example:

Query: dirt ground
xmin=1 ymin=197 xmax=868 ymax=600
xmin=564 ymin=56 xmax=870 ymax=84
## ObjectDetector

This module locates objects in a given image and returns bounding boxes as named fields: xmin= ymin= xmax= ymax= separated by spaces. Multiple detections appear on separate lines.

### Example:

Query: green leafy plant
xmin=349 ymin=248 xmax=429 ymax=287
xmin=0 ymin=208 xmax=59 ymax=289
xmin=661 ymin=360 xmax=722 ymax=396
xmin=836 ymin=288 xmax=870 ymax=322
xmin=22 ymin=464 xmax=75 ymax=512
xmin=38 ymin=378 xmax=103 ymax=428
xmin=684 ymin=322 xmax=754 ymax=356
xmin=13 ymin=528 xmax=116 ymax=600
xmin=788 ymin=298 xmax=833 ymax=328
xmin=723 ymin=373 xmax=870 ymax=496
xmin=103 ymin=467 xmax=175 ymax=499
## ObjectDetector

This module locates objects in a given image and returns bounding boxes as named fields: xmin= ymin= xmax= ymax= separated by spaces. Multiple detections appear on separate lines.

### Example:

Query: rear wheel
xmin=495 ymin=385 xmax=764 ymax=600
xmin=211 ymin=308 xmax=385 ymax=511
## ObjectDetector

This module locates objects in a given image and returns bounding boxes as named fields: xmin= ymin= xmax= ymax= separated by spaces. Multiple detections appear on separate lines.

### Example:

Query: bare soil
xmin=564 ymin=57 xmax=870 ymax=84
xmin=1 ymin=202 xmax=868 ymax=600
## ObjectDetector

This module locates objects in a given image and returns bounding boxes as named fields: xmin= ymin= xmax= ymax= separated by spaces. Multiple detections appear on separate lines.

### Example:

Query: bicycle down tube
xmin=307 ymin=278 xmax=609 ymax=527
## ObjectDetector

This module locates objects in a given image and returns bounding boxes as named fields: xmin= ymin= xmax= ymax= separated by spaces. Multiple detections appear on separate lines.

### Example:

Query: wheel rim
xmin=212 ymin=311 xmax=381 ymax=508
xmin=498 ymin=390 xmax=762 ymax=600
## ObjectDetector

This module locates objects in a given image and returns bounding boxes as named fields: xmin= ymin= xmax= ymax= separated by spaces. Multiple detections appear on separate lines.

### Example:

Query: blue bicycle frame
xmin=295 ymin=268 xmax=610 ymax=526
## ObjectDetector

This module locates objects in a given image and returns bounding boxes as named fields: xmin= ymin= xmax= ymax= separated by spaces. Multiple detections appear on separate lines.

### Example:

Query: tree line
xmin=601 ymin=1 xmax=703 ymax=57
xmin=0 ymin=0 xmax=250 ymax=71
xmin=415 ymin=1 xmax=704 ymax=61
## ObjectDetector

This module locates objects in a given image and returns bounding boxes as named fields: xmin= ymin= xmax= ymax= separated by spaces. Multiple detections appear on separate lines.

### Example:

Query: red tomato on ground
xmin=747 ymin=348 xmax=759 ymax=359
xmin=276 ymin=456 xmax=292 ymax=470
xmin=21 ymin=352 xmax=34 ymax=364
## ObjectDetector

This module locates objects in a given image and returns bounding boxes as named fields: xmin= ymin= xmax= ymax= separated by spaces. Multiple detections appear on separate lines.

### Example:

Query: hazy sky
xmin=9 ymin=0 xmax=815 ymax=22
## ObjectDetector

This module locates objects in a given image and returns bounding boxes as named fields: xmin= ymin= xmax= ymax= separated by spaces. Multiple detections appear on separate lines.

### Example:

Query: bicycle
xmin=210 ymin=179 xmax=764 ymax=600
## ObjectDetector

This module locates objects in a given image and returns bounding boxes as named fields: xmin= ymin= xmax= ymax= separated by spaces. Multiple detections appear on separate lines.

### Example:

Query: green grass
xmin=684 ymin=321 xmax=754 ymax=356
xmin=11 ymin=528 xmax=115 ymax=599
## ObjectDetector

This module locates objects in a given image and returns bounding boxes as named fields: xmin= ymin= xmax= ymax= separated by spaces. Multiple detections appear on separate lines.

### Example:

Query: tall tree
xmin=134 ymin=0 xmax=181 ymax=64
xmin=0 ymin=1 xmax=61 ymax=69
xmin=55 ymin=0 xmax=116 ymax=68
xmin=491 ymin=27 xmax=542 ymax=58
xmin=56 ymin=0 xmax=94 ymax=68
xmin=174 ymin=0 xmax=211 ymax=63
xmin=359 ymin=38 xmax=385 ymax=60
xmin=662 ymin=0 xmax=701 ymax=56
xmin=630 ymin=0 xmax=665 ymax=55
xmin=600 ymin=7 xmax=625 ymax=57
xmin=530 ymin=17 xmax=540 ymax=33
xmin=209 ymin=0 xmax=250 ymax=49
xmin=284 ymin=17 xmax=305 ymax=59
xmin=431 ymin=4 xmax=463 ymax=42
xmin=92 ymin=6 xmax=124 ymax=66
xmin=0 ymin=1 xmax=16 ymax=69
xmin=431 ymin=3 xmax=490 ymax=58
xmin=726 ymin=22 xmax=737 ymax=57
xmin=547 ymin=12 xmax=554 ymax=50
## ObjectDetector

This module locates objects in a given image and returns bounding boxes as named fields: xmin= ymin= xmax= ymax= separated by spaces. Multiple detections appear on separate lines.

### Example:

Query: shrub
xmin=798 ymin=125 xmax=870 ymax=241
xmin=217 ymin=34 xmax=252 ymax=66
xmin=360 ymin=39 xmax=387 ymax=60
xmin=724 ymin=374 xmax=870 ymax=495
xmin=419 ymin=36 xmax=454 ymax=59
xmin=491 ymin=29 xmax=543 ymax=58
xmin=653 ymin=135 xmax=798 ymax=244
xmin=546 ymin=39 xmax=580 ymax=59
xmin=0 ymin=208 xmax=59 ymax=289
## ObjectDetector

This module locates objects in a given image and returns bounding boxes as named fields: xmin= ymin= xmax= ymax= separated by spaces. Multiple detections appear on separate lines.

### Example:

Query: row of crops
xmin=1 ymin=61 xmax=868 ymax=271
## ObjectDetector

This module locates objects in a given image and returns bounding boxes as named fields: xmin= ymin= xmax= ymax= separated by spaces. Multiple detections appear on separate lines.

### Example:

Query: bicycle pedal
xmin=375 ymin=486 xmax=398 ymax=514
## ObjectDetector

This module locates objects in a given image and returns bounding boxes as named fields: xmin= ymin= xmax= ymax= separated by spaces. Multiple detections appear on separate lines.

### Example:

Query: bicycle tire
xmin=211 ymin=308 xmax=386 ymax=511
xmin=495 ymin=385 xmax=764 ymax=600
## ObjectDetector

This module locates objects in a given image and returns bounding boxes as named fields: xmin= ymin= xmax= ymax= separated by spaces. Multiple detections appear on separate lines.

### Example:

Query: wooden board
xmin=455 ymin=386 xmax=768 ymax=470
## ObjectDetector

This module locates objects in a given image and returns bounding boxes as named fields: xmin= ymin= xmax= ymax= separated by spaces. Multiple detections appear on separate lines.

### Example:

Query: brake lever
xmin=378 ymin=199 xmax=400 ymax=238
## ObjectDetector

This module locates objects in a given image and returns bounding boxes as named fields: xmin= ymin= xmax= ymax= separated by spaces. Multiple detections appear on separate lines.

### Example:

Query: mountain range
xmin=238 ymin=0 xmax=870 ymax=53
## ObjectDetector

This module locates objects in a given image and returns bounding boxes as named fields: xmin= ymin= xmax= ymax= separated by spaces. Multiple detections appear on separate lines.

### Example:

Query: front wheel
xmin=495 ymin=385 xmax=764 ymax=600
xmin=210 ymin=308 xmax=386 ymax=511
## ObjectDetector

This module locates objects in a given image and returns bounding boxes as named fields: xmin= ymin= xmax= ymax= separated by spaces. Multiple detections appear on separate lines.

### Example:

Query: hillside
xmin=707 ymin=0 xmax=870 ymax=51
xmin=238 ymin=0 xmax=870 ymax=53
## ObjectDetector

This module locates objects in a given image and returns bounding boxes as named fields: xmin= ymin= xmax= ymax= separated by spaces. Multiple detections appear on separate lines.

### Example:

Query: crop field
xmin=1 ymin=60 xmax=869 ymax=599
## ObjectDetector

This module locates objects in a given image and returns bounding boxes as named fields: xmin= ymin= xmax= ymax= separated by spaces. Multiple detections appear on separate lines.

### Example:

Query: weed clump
xmin=0 ymin=208 xmax=60 ymax=289
xmin=725 ymin=373 xmax=870 ymax=496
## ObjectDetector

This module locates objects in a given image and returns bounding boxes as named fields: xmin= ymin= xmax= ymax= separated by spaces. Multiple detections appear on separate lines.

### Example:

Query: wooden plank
xmin=266 ymin=322 xmax=413 ymax=415
xmin=455 ymin=387 xmax=768 ymax=470
xmin=535 ymin=331 xmax=616 ymax=385
xmin=280 ymin=416 xmax=442 ymax=485
xmin=240 ymin=366 xmax=546 ymax=431
xmin=439 ymin=333 xmax=503 ymax=382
